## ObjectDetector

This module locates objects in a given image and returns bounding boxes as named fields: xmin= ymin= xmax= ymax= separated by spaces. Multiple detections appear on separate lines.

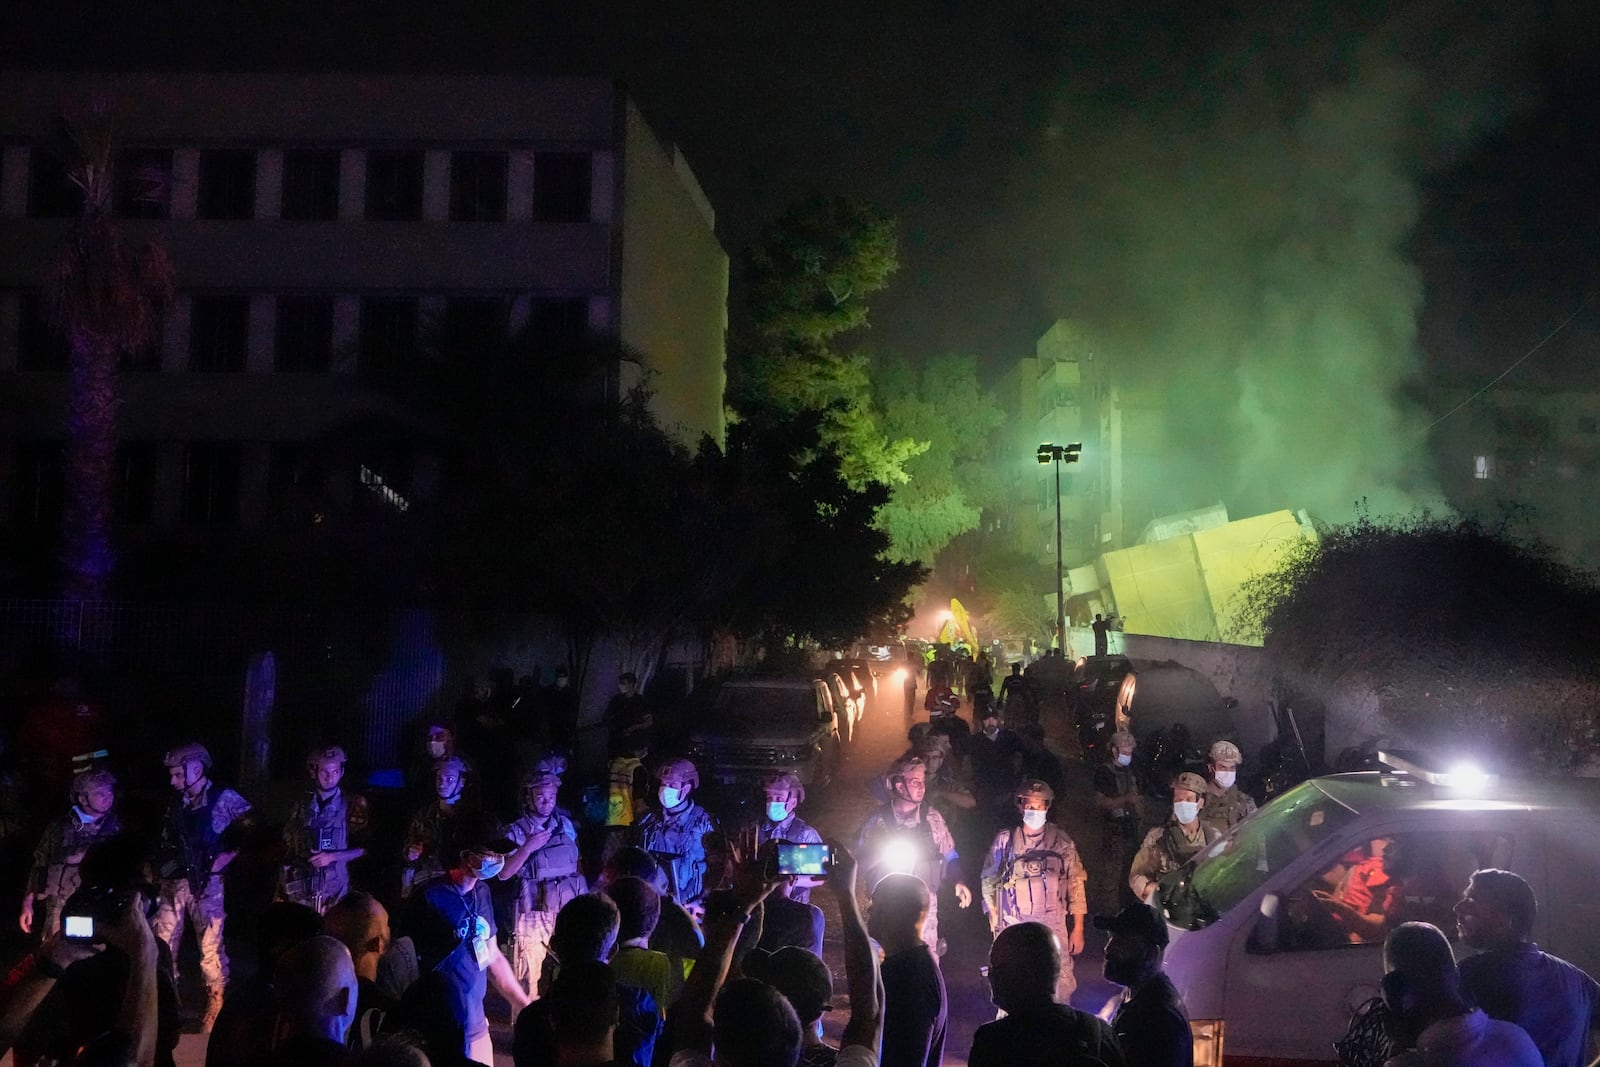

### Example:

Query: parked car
xmin=687 ymin=678 xmax=842 ymax=788
xmin=1154 ymin=754 xmax=1600 ymax=1065
xmin=818 ymin=671 xmax=861 ymax=746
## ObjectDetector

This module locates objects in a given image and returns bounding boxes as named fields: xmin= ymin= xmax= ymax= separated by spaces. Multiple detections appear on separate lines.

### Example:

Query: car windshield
xmin=1180 ymin=780 xmax=1359 ymax=922
xmin=712 ymin=686 xmax=816 ymax=729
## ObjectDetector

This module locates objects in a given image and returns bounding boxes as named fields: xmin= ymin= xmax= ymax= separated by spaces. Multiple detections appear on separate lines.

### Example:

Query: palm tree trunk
xmin=61 ymin=330 xmax=119 ymax=601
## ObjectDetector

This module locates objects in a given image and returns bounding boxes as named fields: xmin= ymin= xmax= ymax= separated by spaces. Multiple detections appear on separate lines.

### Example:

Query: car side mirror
xmin=1248 ymin=892 xmax=1281 ymax=955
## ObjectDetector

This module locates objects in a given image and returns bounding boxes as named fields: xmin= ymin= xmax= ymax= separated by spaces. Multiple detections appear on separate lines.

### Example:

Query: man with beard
xmin=1380 ymin=921 xmax=1538 ymax=1066
xmin=1098 ymin=902 xmax=1189 ymax=1066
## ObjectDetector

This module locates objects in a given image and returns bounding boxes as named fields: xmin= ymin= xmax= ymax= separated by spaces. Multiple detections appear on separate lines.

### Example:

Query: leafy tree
xmin=47 ymin=108 xmax=174 ymax=599
xmin=1235 ymin=513 xmax=1600 ymax=764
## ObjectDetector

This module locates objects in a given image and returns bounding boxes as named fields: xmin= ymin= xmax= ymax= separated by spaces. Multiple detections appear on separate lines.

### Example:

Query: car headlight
xmin=1190 ymin=1019 xmax=1224 ymax=1067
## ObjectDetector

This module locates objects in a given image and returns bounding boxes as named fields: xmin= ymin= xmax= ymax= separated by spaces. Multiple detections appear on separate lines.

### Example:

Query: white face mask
xmin=1114 ymin=753 xmax=1133 ymax=767
xmin=659 ymin=786 xmax=685 ymax=809
xmin=766 ymin=802 xmax=790 ymax=823
xmin=983 ymin=724 xmax=1000 ymax=738
xmin=1173 ymin=800 xmax=1201 ymax=825
xmin=427 ymin=740 xmax=446 ymax=758
xmin=1213 ymin=770 xmax=1237 ymax=789
xmin=1021 ymin=808 xmax=1047 ymax=830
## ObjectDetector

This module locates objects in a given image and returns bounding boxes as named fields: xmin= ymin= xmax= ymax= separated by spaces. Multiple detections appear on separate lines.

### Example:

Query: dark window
xmin=441 ymin=298 xmax=507 ymax=360
xmin=114 ymin=147 xmax=172 ymax=219
xmin=274 ymin=296 xmax=334 ymax=372
xmin=17 ymin=293 xmax=69 ymax=371
xmin=27 ymin=147 xmax=84 ymax=218
xmin=196 ymin=149 xmax=256 ymax=220
xmin=114 ymin=443 xmax=158 ymax=525
xmin=529 ymin=298 xmax=590 ymax=350
xmin=450 ymin=151 xmax=508 ymax=222
xmin=179 ymin=444 xmax=242 ymax=524
xmin=281 ymin=149 xmax=341 ymax=221
xmin=533 ymin=153 xmax=591 ymax=222
xmin=358 ymin=297 xmax=419 ymax=377
xmin=365 ymin=150 xmax=424 ymax=221
xmin=9 ymin=443 xmax=64 ymax=528
xmin=189 ymin=295 xmax=250 ymax=372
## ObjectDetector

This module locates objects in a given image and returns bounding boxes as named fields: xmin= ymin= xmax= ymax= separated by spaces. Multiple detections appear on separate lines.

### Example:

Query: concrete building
xmin=0 ymin=72 xmax=728 ymax=534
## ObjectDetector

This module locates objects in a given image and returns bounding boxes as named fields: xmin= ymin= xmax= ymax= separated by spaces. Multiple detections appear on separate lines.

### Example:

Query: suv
xmin=687 ymin=678 xmax=842 ymax=788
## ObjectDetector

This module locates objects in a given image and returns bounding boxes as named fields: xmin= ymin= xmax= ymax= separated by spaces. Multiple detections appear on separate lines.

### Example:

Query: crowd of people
xmin=2 ymin=663 xmax=1596 ymax=1067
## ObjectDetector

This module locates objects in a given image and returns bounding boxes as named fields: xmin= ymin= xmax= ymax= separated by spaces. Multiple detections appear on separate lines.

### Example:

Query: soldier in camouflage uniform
xmin=981 ymin=778 xmax=1088 ymax=1001
xmin=496 ymin=771 xmax=586 ymax=993
xmin=402 ymin=755 xmax=470 ymax=897
xmin=1201 ymin=739 xmax=1257 ymax=835
xmin=280 ymin=745 xmax=368 ymax=914
xmin=1129 ymin=771 xmax=1221 ymax=906
xmin=633 ymin=756 xmax=718 ymax=914
xmin=152 ymin=742 xmax=252 ymax=1032
xmin=18 ymin=767 xmax=122 ymax=938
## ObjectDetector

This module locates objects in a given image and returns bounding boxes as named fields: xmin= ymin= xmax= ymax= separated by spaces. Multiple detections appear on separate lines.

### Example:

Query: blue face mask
xmin=1115 ymin=753 xmax=1133 ymax=767
xmin=469 ymin=853 xmax=506 ymax=880
xmin=659 ymin=786 xmax=685 ymax=809
xmin=766 ymin=801 xmax=790 ymax=823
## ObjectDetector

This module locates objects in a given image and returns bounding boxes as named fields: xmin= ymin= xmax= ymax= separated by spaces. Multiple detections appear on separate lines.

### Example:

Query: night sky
xmin=5 ymin=1 xmax=1597 ymax=383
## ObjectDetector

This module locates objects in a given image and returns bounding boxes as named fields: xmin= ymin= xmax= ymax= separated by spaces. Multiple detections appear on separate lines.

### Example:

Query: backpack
xmin=1334 ymin=995 xmax=1400 ymax=1067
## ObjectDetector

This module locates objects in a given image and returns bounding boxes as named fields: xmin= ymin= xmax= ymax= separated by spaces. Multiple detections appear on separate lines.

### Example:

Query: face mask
xmin=983 ymin=724 xmax=1000 ymax=738
xmin=1114 ymin=753 xmax=1133 ymax=767
xmin=1021 ymin=808 xmax=1047 ymax=830
xmin=766 ymin=802 xmax=790 ymax=823
xmin=1213 ymin=770 xmax=1236 ymax=789
xmin=1173 ymin=801 xmax=1200 ymax=825
xmin=72 ymin=804 xmax=99 ymax=825
xmin=470 ymin=854 xmax=505 ymax=880
xmin=427 ymin=740 xmax=446 ymax=758
xmin=659 ymin=786 xmax=684 ymax=809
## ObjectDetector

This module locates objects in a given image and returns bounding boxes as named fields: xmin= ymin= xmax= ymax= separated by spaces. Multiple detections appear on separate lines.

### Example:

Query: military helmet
xmin=1174 ymin=771 xmax=1209 ymax=795
xmin=655 ymin=755 xmax=699 ymax=791
xmin=1208 ymin=739 xmax=1243 ymax=765
xmin=761 ymin=769 xmax=806 ymax=805
xmin=1110 ymin=730 xmax=1136 ymax=749
xmin=1014 ymin=778 xmax=1055 ymax=804
xmin=433 ymin=755 xmax=467 ymax=777
xmin=71 ymin=767 xmax=116 ymax=798
xmin=163 ymin=742 xmax=212 ymax=771
xmin=307 ymin=745 xmax=347 ymax=770
xmin=523 ymin=770 xmax=560 ymax=794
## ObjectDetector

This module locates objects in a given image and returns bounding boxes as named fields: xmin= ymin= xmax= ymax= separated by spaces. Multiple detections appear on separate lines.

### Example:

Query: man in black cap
xmin=1097 ymin=903 xmax=1192 ymax=1066
xmin=968 ymin=922 xmax=1123 ymax=1066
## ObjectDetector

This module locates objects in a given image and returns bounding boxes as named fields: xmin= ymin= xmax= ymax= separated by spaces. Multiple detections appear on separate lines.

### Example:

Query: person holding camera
xmin=281 ymin=745 xmax=368 ymax=915
xmin=19 ymin=767 xmax=122 ymax=939
xmin=152 ymin=741 xmax=252 ymax=1033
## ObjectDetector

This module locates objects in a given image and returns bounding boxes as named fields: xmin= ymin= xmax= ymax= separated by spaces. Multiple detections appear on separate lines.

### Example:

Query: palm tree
xmin=47 ymin=106 xmax=174 ymax=600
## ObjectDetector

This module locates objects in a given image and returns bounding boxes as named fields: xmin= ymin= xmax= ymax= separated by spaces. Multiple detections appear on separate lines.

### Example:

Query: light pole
xmin=1037 ymin=442 xmax=1082 ymax=654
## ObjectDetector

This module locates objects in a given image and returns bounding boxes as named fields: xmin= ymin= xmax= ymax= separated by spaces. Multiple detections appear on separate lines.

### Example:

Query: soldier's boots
xmin=200 ymin=986 xmax=224 ymax=1034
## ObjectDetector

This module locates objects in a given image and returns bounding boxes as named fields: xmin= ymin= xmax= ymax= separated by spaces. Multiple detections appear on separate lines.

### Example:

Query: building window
xmin=358 ymin=296 xmax=419 ymax=377
xmin=196 ymin=149 xmax=257 ymax=220
xmin=533 ymin=153 xmax=592 ymax=222
xmin=1473 ymin=454 xmax=1493 ymax=480
xmin=115 ymin=443 xmax=158 ymax=525
xmin=529 ymin=298 xmax=590 ymax=351
xmin=274 ymin=296 xmax=334 ymax=372
xmin=441 ymin=297 xmax=508 ymax=359
xmin=189 ymin=295 xmax=250 ymax=372
xmin=281 ymin=149 xmax=341 ymax=221
xmin=16 ymin=293 xmax=69 ymax=372
xmin=9 ymin=442 xmax=64 ymax=528
xmin=450 ymin=151 xmax=508 ymax=222
xmin=114 ymin=147 xmax=172 ymax=219
xmin=180 ymin=444 xmax=242 ymax=524
xmin=27 ymin=148 xmax=84 ymax=218
xmin=365 ymin=150 xmax=424 ymax=221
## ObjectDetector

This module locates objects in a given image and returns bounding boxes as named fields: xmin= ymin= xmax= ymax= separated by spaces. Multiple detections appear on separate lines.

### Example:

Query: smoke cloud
xmin=1019 ymin=2 xmax=1538 ymax=525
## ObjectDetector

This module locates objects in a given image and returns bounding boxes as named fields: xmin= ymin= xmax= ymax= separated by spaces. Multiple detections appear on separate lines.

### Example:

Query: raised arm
xmin=827 ymin=842 xmax=882 ymax=1055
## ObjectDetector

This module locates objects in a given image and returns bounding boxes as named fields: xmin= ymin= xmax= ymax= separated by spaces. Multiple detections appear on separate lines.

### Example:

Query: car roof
xmin=1310 ymin=770 xmax=1600 ymax=815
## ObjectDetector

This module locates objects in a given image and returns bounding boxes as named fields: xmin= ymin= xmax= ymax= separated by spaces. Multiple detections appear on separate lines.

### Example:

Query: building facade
xmin=0 ymin=72 xmax=728 ymax=535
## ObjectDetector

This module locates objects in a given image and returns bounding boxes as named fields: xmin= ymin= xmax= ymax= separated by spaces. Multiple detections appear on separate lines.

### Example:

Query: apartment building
xmin=0 ymin=72 xmax=728 ymax=533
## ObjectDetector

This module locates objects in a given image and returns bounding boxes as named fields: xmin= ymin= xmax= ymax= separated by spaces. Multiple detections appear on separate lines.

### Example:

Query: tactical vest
xmin=37 ymin=812 xmax=122 ymax=899
xmin=638 ymin=804 xmax=714 ymax=904
xmin=512 ymin=813 xmax=585 ymax=916
xmin=158 ymin=785 xmax=232 ymax=890
xmin=286 ymin=791 xmax=354 ymax=904
xmin=993 ymin=826 xmax=1071 ymax=922
xmin=864 ymin=806 xmax=945 ymax=892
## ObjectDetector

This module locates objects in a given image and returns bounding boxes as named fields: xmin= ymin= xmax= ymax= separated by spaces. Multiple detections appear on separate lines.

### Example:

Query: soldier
xmin=633 ymin=755 xmax=718 ymax=914
xmin=1092 ymin=730 xmax=1143 ymax=911
xmin=738 ymin=770 xmax=824 ymax=904
xmin=497 ymin=771 xmax=586 ymax=994
xmin=857 ymin=753 xmax=974 ymax=955
xmin=152 ymin=742 xmax=252 ymax=1032
xmin=280 ymin=745 xmax=368 ymax=914
xmin=403 ymin=755 xmax=471 ymax=897
xmin=1129 ymin=771 xmax=1221 ymax=906
xmin=19 ymin=767 xmax=122 ymax=938
xmin=980 ymin=778 xmax=1088 ymax=1002
xmin=1201 ymin=739 xmax=1257 ymax=834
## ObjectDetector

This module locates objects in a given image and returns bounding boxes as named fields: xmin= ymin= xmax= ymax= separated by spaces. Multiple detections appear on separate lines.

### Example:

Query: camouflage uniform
xmin=402 ymin=801 xmax=463 ymax=898
xmin=503 ymin=810 xmax=586 ymax=992
xmin=1201 ymin=783 xmax=1257 ymax=835
xmin=1128 ymin=819 xmax=1221 ymax=903
xmin=857 ymin=803 xmax=958 ymax=953
xmin=281 ymin=788 xmax=368 ymax=913
xmin=981 ymin=821 xmax=1088 ymax=999
xmin=152 ymin=781 xmax=252 ymax=997
xmin=752 ymin=810 xmax=823 ymax=904
xmin=635 ymin=802 xmax=718 ymax=909
xmin=25 ymin=809 xmax=123 ymax=937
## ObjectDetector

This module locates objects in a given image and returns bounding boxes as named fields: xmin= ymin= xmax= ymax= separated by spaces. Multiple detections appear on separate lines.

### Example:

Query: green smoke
xmin=1021 ymin=2 xmax=1536 ymax=524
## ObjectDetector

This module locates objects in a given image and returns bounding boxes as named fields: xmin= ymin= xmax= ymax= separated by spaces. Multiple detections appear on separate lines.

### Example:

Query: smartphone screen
xmin=64 ymin=914 xmax=95 ymax=940
xmin=776 ymin=842 xmax=831 ymax=877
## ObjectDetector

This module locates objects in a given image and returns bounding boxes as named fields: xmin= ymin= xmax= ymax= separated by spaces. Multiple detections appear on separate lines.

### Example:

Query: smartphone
xmin=776 ymin=842 xmax=832 ymax=877
xmin=63 ymin=914 xmax=96 ymax=941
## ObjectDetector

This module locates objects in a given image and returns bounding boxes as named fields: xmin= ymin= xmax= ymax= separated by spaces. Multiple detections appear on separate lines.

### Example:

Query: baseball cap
xmin=743 ymin=946 xmax=834 ymax=1021
xmin=1093 ymin=902 xmax=1170 ymax=947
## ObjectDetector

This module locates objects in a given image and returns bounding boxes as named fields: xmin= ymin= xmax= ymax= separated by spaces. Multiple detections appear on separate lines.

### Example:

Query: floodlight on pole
xmin=1036 ymin=442 xmax=1082 ymax=653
